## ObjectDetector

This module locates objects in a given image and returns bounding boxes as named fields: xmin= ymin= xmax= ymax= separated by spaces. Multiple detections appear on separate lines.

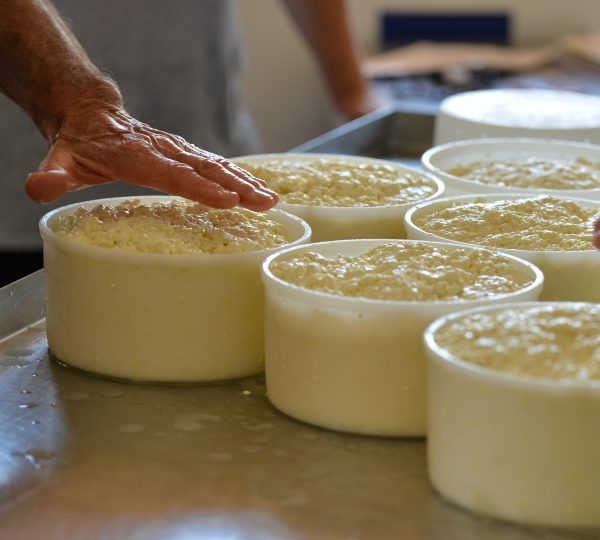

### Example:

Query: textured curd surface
xmin=270 ymin=243 xmax=530 ymax=301
xmin=414 ymin=196 xmax=599 ymax=251
xmin=434 ymin=304 xmax=600 ymax=382
xmin=237 ymin=158 xmax=437 ymax=207
xmin=450 ymin=157 xmax=600 ymax=190
xmin=53 ymin=199 xmax=290 ymax=254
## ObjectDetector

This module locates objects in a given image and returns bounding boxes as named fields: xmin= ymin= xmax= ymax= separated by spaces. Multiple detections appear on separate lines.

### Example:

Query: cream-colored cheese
xmin=428 ymin=301 xmax=600 ymax=527
xmin=270 ymin=242 xmax=531 ymax=301
xmin=450 ymin=157 xmax=600 ymax=190
xmin=43 ymin=198 xmax=309 ymax=383
xmin=435 ymin=304 xmax=600 ymax=381
xmin=264 ymin=240 xmax=541 ymax=437
xmin=53 ymin=199 xmax=290 ymax=254
xmin=237 ymin=158 xmax=437 ymax=207
xmin=413 ymin=196 xmax=598 ymax=251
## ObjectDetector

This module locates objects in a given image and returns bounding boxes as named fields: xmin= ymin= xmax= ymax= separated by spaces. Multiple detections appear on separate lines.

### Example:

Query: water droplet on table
xmin=208 ymin=452 xmax=233 ymax=462
xmin=0 ymin=357 xmax=29 ymax=367
xmin=277 ymin=491 xmax=309 ymax=508
xmin=241 ymin=445 xmax=263 ymax=454
xmin=173 ymin=419 xmax=205 ymax=432
xmin=12 ymin=449 xmax=56 ymax=469
xmin=18 ymin=403 xmax=38 ymax=409
xmin=98 ymin=388 xmax=125 ymax=398
xmin=118 ymin=423 xmax=145 ymax=434
xmin=174 ymin=412 xmax=220 ymax=425
xmin=300 ymin=464 xmax=331 ymax=480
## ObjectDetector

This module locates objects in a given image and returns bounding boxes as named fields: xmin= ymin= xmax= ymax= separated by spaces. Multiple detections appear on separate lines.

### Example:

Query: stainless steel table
xmin=292 ymin=104 xmax=437 ymax=170
xmin=1 ymin=111 xmax=598 ymax=538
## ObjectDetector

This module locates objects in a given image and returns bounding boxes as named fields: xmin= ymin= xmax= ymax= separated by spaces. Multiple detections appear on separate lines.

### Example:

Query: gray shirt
xmin=0 ymin=0 xmax=260 ymax=249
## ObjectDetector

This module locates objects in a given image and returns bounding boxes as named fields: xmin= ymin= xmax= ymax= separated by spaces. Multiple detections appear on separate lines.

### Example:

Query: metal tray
xmin=1 ymin=126 xmax=597 ymax=538
xmin=291 ymin=103 xmax=438 ymax=169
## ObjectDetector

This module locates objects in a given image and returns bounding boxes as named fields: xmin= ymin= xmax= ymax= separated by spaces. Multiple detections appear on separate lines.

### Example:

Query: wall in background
xmin=238 ymin=0 xmax=600 ymax=152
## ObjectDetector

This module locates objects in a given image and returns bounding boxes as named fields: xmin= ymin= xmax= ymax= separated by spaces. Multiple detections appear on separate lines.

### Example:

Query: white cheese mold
xmin=233 ymin=153 xmax=444 ymax=242
xmin=434 ymin=89 xmax=600 ymax=145
xmin=422 ymin=137 xmax=600 ymax=200
xmin=40 ymin=196 xmax=311 ymax=383
xmin=425 ymin=301 xmax=600 ymax=527
xmin=405 ymin=193 xmax=600 ymax=302
xmin=261 ymin=239 xmax=543 ymax=437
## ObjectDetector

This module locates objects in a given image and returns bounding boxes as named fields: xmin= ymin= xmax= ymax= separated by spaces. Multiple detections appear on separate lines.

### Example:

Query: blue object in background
xmin=381 ymin=12 xmax=510 ymax=49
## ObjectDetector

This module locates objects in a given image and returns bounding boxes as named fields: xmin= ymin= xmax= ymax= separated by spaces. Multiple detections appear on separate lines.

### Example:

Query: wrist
xmin=333 ymin=82 xmax=377 ymax=120
xmin=34 ymin=75 xmax=123 ymax=142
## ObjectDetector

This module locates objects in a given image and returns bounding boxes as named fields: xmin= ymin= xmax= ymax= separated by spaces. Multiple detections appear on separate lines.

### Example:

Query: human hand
xmin=25 ymin=100 xmax=278 ymax=211
xmin=335 ymin=88 xmax=382 ymax=122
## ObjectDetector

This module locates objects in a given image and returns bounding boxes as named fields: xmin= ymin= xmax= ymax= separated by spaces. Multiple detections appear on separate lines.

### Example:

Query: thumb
xmin=25 ymin=167 xmax=77 ymax=203
xmin=25 ymin=147 xmax=111 ymax=203
xmin=26 ymin=147 xmax=80 ymax=203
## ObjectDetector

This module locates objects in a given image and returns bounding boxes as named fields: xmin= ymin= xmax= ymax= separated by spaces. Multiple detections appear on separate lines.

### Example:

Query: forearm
xmin=0 ymin=0 xmax=277 ymax=211
xmin=0 ymin=0 xmax=121 ymax=142
xmin=281 ymin=0 xmax=371 ymax=115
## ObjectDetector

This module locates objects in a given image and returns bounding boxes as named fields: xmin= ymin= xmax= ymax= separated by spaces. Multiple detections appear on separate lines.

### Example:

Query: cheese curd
xmin=53 ymin=199 xmax=289 ymax=254
xmin=434 ymin=304 xmax=600 ymax=381
xmin=269 ymin=243 xmax=530 ymax=301
xmin=412 ymin=196 xmax=598 ymax=251
xmin=450 ymin=157 xmax=600 ymax=190
xmin=237 ymin=158 xmax=437 ymax=207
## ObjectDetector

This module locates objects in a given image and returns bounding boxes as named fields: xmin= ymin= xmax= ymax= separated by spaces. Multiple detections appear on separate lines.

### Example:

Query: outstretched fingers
xmin=191 ymin=157 xmax=277 ymax=211
xmin=157 ymin=138 xmax=277 ymax=211
xmin=114 ymin=151 xmax=241 ymax=208
xmin=27 ymin=112 xmax=279 ymax=211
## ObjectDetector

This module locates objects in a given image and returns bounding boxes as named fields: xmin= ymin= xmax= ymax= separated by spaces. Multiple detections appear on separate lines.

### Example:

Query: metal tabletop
xmin=1 ymin=275 xmax=597 ymax=539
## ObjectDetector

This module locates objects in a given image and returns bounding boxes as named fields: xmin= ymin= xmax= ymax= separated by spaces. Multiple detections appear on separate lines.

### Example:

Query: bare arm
xmin=280 ymin=0 xmax=377 ymax=120
xmin=0 ymin=0 xmax=277 ymax=210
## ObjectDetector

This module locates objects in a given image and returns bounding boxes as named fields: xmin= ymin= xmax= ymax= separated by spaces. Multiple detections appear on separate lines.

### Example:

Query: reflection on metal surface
xmin=0 ymin=323 xmax=597 ymax=538
xmin=0 ymin=270 xmax=45 ymax=340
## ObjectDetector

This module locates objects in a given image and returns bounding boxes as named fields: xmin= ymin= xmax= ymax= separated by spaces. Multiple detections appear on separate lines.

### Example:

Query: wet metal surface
xmin=0 ymin=274 xmax=597 ymax=539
